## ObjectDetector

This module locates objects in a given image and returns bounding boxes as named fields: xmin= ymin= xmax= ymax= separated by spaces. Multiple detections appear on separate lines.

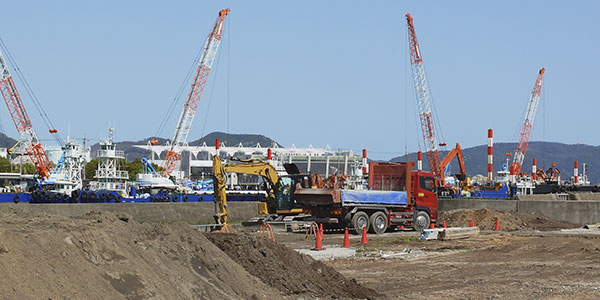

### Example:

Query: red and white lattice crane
xmin=406 ymin=13 xmax=443 ymax=179
xmin=510 ymin=68 xmax=545 ymax=177
xmin=161 ymin=8 xmax=230 ymax=177
xmin=0 ymin=49 xmax=52 ymax=178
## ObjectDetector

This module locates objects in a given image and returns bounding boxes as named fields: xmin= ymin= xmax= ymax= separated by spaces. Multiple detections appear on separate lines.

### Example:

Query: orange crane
xmin=510 ymin=68 xmax=545 ymax=178
xmin=161 ymin=8 xmax=230 ymax=177
xmin=0 ymin=47 xmax=52 ymax=178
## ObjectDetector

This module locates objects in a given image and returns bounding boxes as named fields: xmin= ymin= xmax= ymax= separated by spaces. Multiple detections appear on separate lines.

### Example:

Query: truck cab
xmin=412 ymin=170 xmax=438 ymax=224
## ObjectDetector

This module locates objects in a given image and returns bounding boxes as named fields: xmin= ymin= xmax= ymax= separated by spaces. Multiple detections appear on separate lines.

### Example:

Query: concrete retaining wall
xmin=439 ymin=199 xmax=518 ymax=212
xmin=518 ymin=200 xmax=600 ymax=225
xmin=440 ymin=198 xmax=600 ymax=225
xmin=0 ymin=202 xmax=260 ymax=224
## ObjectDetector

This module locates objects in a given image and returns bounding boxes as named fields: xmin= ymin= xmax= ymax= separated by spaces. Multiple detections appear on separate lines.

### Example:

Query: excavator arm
xmin=212 ymin=155 xmax=229 ymax=229
xmin=212 ymin=156 xmax=282 ymax=228
xmin=438 ymin=143 xmax=466 ymax=186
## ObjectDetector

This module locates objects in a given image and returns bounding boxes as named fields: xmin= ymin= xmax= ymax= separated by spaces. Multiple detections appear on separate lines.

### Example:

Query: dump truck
xmin=294 ymin=161 xmax=438 ymax=233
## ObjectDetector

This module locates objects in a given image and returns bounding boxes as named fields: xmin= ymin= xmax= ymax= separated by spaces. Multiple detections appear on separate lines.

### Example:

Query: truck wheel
xmin=351 ymin=211 xmax=369 ymax=233
xmin=369 ymin=211 xmax=388 ymax=234
xmin=414 ymin=211 xmax=430 ymax=232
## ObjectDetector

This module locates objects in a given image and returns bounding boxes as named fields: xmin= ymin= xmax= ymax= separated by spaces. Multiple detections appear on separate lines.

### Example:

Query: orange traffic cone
xmin=312 ymin=228 xmax=324 ymax=251
xmin=469 ymin=220 xmax=474 ymax=227
xmin=319 ymin=224 xmax=324 ymax=241
xmin=494 ymin=218 xmax=499 ymax=231
xmin=343 ymin=227 xmax=350 ymax=248
xmin=430 ymin=223 xmax=435 ymax=229
xmin=442 ymin=219 xmax=447 ymax=228
xmin=361 ymin=227 xmax=368 ymax=245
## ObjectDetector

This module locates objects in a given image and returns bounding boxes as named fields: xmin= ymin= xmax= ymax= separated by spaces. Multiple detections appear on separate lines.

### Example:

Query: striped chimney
xmin=532 ymin=158 xmax=537 ymax=181
xmin=487 ymin=129 xmax=493 ymax=181
xmin=417 ymin=151 xmax=423 ymax=171
xmin=362 ymin=149 xmax=368 ymax=175
xmin=574 ymin=160 xmax=579 ymax=184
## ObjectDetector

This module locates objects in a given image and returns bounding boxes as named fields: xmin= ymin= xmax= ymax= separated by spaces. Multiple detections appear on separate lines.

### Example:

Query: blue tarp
xmin=341 ymin=190 xmax=407 ymax=206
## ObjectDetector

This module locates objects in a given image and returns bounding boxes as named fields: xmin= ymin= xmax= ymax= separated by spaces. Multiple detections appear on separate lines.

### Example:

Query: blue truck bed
xmin=341 ymin=190 xmax=407 ymax=206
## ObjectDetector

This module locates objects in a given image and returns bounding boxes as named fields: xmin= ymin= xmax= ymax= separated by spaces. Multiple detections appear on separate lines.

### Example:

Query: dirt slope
xmin=206 ymin=233 xmax=379 ymax=299
xmin=439 ymin=208 xmax=580 ymax=231
xmin=0 ymin=208 xmax=283 ymax=299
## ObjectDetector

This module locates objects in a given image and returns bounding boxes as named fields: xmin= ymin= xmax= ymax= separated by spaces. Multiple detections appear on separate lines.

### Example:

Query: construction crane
xmin=510 ymin=68 xmax=545 ymax=177
xmin=0 ymin=49 xmax=52 ymax=178
xmin=161 ymin=8 xmax=230 ymax=177
xmin=406 ymin=13 xmax=443 ymax=181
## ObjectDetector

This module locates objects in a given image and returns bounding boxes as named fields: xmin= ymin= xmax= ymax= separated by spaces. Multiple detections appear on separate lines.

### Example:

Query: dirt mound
xmin=206 ymin=233 xmax=379 ymax=299
xmin=439 ymin=208 xmax=580 ymax=231
xmin=0 ymin=207 xmax=283 ymax=299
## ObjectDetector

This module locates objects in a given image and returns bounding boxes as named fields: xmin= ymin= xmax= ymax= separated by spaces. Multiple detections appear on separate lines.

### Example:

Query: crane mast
xmin=161 ymin=8 xmax=230 ymax=177
xmin=510 ymin=68 xmax=545 ymax=177
xmin=406 ymin=13 xmax=442 ymax=179
xmin=0 ymin=49 xmax=51 ymax=178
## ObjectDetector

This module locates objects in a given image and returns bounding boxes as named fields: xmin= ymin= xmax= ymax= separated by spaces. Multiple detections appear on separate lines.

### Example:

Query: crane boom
xmin=510 ymin=68 xmax=545 ymax=176
xmin=161 ymin=8 xmax=230 ymax=177
xmin=406 ymin=13 xmax=442 ymax=179
xmin=0 ymin=49 xmax=51 ymax=178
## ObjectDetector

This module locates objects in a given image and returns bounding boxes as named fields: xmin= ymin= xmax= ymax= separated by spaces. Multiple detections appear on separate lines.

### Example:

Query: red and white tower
xmin=532 ymin=158 xmax=537 ymax=181
xmin=267 ymin=148 xmax=272 ymax=163
xmin=574 ymin=160 xmax=579 ymax=184
xmin=417 ymin=151 xmax=423 ymax=171
xmin=362 ymin=149 xmax=368 ymax=175
xmin=487 ymin=129 xmax=493 ymax=181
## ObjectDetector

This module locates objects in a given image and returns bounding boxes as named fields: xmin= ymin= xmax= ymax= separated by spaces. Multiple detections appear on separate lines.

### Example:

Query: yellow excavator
xmin=212 ymin=155 xmax=310 ymax=228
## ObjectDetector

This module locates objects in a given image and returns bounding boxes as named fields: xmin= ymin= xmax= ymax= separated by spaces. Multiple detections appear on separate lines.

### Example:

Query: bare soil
xmin=326 ymin=233 xmax=600 ymax=299
xmin=3 ymin=204 xmax=597 ymax=300
xmin=270 ymin=209 xmax=599 ymax=299
xmin=0 ymin=207 xmax=284 ymax=299
xmin=0 ymin=206 xmax=376 ymax=299
xmin=206 ymin=233 xmax=378 ymax=299
xmin=438 ymin=208 xmax=580 ymax=231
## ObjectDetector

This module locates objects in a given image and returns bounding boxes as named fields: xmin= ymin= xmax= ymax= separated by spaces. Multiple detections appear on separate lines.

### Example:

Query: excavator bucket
xmin=283 ymin=163 xmax=301 ymax=174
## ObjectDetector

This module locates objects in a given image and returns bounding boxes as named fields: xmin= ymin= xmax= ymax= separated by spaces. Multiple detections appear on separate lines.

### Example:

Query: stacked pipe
xmin=487 ymin=129 xmax=493 ymax=181
xmin=532 ymin=158 xmax=537 ymax=181
xmin=417 ymin=151 xmax=423 ymax=171
xmin=574 ymin=160 xmax=579 ymax=184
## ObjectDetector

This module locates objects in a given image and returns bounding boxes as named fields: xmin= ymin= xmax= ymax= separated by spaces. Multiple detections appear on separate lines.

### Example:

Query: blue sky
xmin=0 ymin=1 xmax=598 ymax=160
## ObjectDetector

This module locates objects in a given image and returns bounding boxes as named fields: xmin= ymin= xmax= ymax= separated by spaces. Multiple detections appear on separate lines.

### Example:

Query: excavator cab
xmin=272 ymin=174 xmax=311 ymax=215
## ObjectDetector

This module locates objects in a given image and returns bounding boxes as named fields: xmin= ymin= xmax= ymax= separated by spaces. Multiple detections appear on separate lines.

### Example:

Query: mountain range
xmin=90 ymin=132 xmax=281 ymax=161
xmin=1 ymin=131 xmax=597 ymax=184
xmin=391 ymin=142 xmax=600 ymax=184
